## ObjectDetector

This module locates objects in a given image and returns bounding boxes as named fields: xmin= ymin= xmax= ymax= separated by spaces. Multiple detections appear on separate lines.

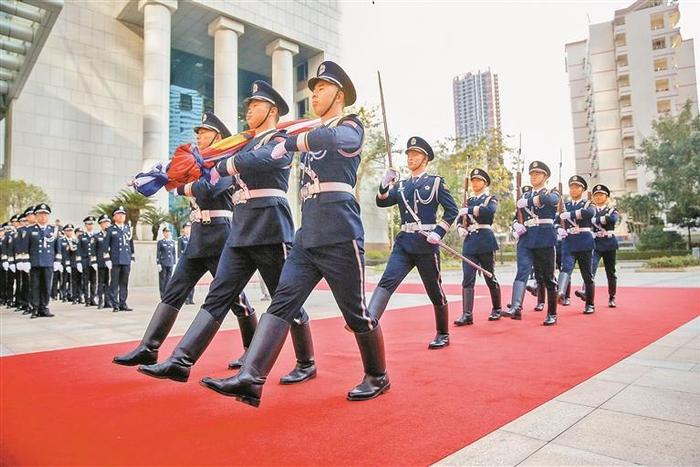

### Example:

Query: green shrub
xmin=637 ymin=226 xmax=686 ymax=251
xmin=645 ymin=256 xmax=700 ymax=268
xmin=617 ymin=250 xmax=688 ymax=260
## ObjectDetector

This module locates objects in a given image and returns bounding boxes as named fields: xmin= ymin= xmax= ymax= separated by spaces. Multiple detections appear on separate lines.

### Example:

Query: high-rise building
xmin=452 ymin=69 xmax=502 ymax=145
xmin=565 ymin=0 xmax=697 ymax=197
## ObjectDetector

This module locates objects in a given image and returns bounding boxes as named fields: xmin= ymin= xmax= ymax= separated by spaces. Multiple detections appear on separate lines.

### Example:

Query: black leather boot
xmin=544 ymin=285 xmax=558 ymax=326
xmin=608 ymin=277 xmax=617 ymax=307
xmin=200 ymin=313 xmax=289 ymax=408
xmin=346 ymin=286 xmax=392 ymax=332
xmin=138 ymin=309 xmax=221 ymax=382
xmin=454 ymin=288 xmax=474 ymax=326
xmin=347 ymin=325 xmax=390 ymax=401
xmin=429 ymin=303 xmax=450 ymax=348
xmin=584 ymin=282 xmax=595 ymax=314
xmin=534 ymin=281 xmax=545 ymax=310
xmin=228 ymin=313 xmax=258 ymax=370
xmin=503 ymin=281 xmax=526 ymax=320
xmin=113 ymin=303 xmax=179 ymax=366
xmin=280 ymin=318 xmax=317 ymax=384
xmin=557 ymin=272 xmax=571 ymax=305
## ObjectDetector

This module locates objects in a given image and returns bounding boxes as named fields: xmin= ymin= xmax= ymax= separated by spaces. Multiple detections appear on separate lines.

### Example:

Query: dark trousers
xmin=51 ymin=270 xmax=61 ymax=299
xmin=71 ymin=269 xmax=83 ymax=301
xmin=97 ymin=267 xmax=111 ymax=306
xmin=378 ymin=244 xmax=447 ymax=306
xmin=62 ymin=270 xmax=72 ymax=300
xmin=161 ymin=254 xmax=250 ymax=315
xmin=14 ymin=271 xmax=23 ymax=305
xmin=82 ymin=263 xmax=97 ymax=303
xmin=562 ymin=249 xmax=594 ymax=305
xmin=593 ymin=249 xmax=617 ymax=298
xmin=516 ymin=243 xmax=557 ymax=298
xmin=30 ymin=267 xmax=52 ymax=312
xmin=110 ymin=264 xmax=130 ymax=309
xmin=268 ymin=240 xmax=374 ymax=333
xmin=20 ymin=271 xmax=30 ymax=308
xmin=462 ymin=251 xmax=501 ymax=309
xmin=158 ymin=265 xmax=173 ymax=299
xmin=6 ymin=270 xmax=15 ymax=304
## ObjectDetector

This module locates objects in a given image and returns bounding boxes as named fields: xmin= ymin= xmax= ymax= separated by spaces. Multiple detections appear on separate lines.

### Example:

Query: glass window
xmin=179 ymin=93 xmax=192 ymax=111
xmin=297 ymin=62 xmax=308 ymax=83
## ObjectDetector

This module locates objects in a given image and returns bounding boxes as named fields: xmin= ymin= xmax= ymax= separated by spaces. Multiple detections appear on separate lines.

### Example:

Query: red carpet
xmin=1 ymin=286 xmax=698 ymax=466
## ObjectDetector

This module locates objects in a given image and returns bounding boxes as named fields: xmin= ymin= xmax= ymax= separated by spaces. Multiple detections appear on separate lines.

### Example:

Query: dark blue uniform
xmin=64 ymin=234 xmax=81 ymax=302
xmin=558 ymin=198 xmax=595 ymax=310
xmin=592 ymin=203 xmax=619 ymax=304
xmin=507 ymin=170 xmax=560 ymax=324
xmin=177 ymin=233 xmax=194 ymax=304
xmin=27 ymin=223 xmax=61 ymax=317
xmin=458 ymin=191 xmax=502 ymax=320
xmin=156 ymin=237 xmax=176 ymax=299
xmin=105 ymin=223 xmax=134 ymax=311
xmin=78 ymin=230 xmax=98 ymax=305
xmin=93 ymin=222 xmax=112 ymax=308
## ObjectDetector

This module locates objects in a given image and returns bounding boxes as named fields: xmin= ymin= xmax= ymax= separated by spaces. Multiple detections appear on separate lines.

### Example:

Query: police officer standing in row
xmin=178 ymin=222 xmax=195 ymax=305
xmin=455 ymin=168 xmax=503 ymax=325
xmin=16 ymin=207 xmax=35 ymax=314
xmin=370 ymin=136 xmax=458 ymax=348
xmin=590 ymin=184 xmax=620 ymax=308
xmin=556 ymin=175 xmax=595 ymax=315
xmin=26 ymin=204 xmax=62 ymax=318
xmin=138 ymin=81 xmax=314 ymax=386
xmin=4 ymin=215 xmax=20 ymax=308
xmin=106 ymin=206 xmax=134 ymax=312
xmin=200 ymin=62 xmax=389 ymax=407
xmin=78 ymin=216 xmax=99 ymax=306
xmin=113 ymin=112 xmax=252 ymax=367
xmin=156 ymin=226 xmax=176 ymax=300
xmin=94 ymin=214 xmax=113 ymax=309
xmin=504 ymin=161 xmax=560 ymax=325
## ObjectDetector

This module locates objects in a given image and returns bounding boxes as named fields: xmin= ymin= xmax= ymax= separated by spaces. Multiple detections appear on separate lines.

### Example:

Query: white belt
xmin=300 ymin=181 xmax=354 ymax=202
xmin=524 ymin=218 xmax=554 ymax=227
xmin=567 ymin=227 xmax=592 ymax=234
xmin=595 ymin=231 xmax=615 ymax=238
xmin=467 ymin=224 xmax=492 ymax=232
xmin=401 ymin=223 xmax=436 ymax=233
xmin=232 ymin=188 xmax=287 ymax=205
xmin=190 ymin=209 xmax=233 ymax=223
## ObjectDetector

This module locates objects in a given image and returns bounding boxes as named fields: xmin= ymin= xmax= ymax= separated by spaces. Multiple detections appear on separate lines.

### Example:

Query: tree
xmin=140 ymin=207 xmax=167 ymax=241
xmin=114 ymin=189 xmax=153 ymax=240
xmin=0 ymin=179 xmax=49 ymax=220
xmin=616 ymin=192 xmax=663 ymax=234
xmin=667 ymin=205 xmax=700 ymax=249
xmin=638 ymin=101 xmax=700 ymax=245
xmin=166 ymin=196 xmax=191 ymax=235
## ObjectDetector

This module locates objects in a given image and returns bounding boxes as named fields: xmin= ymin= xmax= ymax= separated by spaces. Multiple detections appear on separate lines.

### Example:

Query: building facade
xmin=452 ymin=69 xmax=502 ymax=145
xmin=1 ymin=0 xmax=389 ymax=248
xmin=565 ymin=0 xmax=697 ymax=197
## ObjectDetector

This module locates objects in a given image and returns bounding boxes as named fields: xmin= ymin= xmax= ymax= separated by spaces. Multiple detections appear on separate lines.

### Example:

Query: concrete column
xmin=266 ymin=38 xmax=299 ymax=122
xmin=208 ymin=17 xmax=245 ymax=133
xmin=138 ymin=0 xmax=177 ymax=210
xmin=266 ymin=38 xmax=300 ymax=223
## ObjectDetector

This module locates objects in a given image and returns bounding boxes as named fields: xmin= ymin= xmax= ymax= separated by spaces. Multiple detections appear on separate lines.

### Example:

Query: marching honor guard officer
xmin=504 ymin=161 xmax=560 ymax=325
xmin=557 ymin=175 xmax=596 ymax=314
xmin=106 ymin=206 xmax=134 ymax=312
xmin=200 ymin=62 xmax=389 ymax=407
xmin=589 ymin=184 xmax=619 ymax=308
xmin=369 ymin=136 xmax=458 ymax=348
xmin=156 ymin=226 xmax=176 ymax=299
xmin=113 ymin=112 xmax=252 ymax=367
xmin=26 ymin=204 xmax=61 ymax=318
xmin=94 ymin=214 xmax=113 ymax=309
xmin=78 ymin=216 xmax=98 ymax=306
xmin=455 ymin=168 xmax=503 ymax=325
xmin=138 ymin=81 xmax=315 ymax=386
xmin=178 ymin=222 xmax=195 ymax=305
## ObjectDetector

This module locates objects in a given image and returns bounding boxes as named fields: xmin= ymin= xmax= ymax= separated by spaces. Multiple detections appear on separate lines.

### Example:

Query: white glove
xmin=457 ymin=226 xmax=467 ymax=239
xmin=106 ymin=260 xmax=112 ymax=270
xmin=381 ymin=167 xmax=399 ymax=188
xmin=53 ymin=262 xmax=61 ymax=272
xmin=25 ymin=263 xmax=31 ymax=272
xmin=66 ymin=266 xmax=71 ymax=273
xmin=560 ymin=212 xmax=572 ymax=221
xmin=77 ymin=263 xmax=83 ymax=273
xmin=516 ymin=198 xmax=529 ymax=209
xmin=2 ymin=262 xmax=8 ymax=271
xmin=271 ymin=141 xmax=287 ymax=159
xmin=557 ymin=227 xmax=568 ymax=241
xmin=92 ymin=263 xmax=98 ymax=272
xmin=458 ymin=207 xmax=470 ymax=217
xmin=9 ymin=264 xmax=16 ymax=273
xmin=425 ymin=231 xmax=441 ymax=245
xmin=157 ymin=264 xmax=162 ymax=272
xmin=513 ymin=222 xmax=527 ymax=238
